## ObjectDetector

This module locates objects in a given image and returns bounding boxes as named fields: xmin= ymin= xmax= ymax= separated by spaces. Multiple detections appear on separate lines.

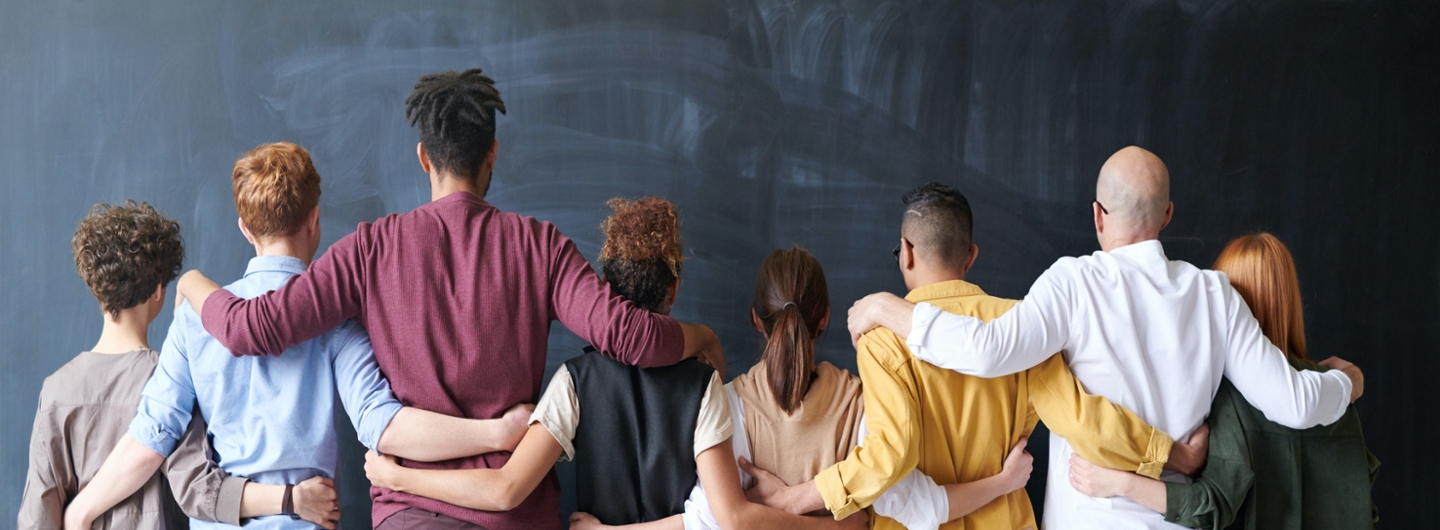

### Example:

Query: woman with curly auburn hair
xmin=365 ymin=197 xmax=867 ymax=530
xmin=1068 ymin=232 xmax=1379 ymax=530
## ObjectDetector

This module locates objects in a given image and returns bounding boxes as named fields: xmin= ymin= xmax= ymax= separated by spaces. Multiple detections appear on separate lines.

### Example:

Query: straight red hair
xmin=1212 ymin=233 xmax=1307 ymax=360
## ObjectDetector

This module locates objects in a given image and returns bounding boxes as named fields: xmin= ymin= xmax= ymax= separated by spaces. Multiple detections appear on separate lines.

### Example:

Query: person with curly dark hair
xmin=20 ymin=201 xmax=241 ymax=530
xmin=175 ymin=69 xmax=724 ymax=530
xmin=363 ymin=197 xmax=866 ymax=530
xmin=59 ymin=143 xmax=537 ymax=530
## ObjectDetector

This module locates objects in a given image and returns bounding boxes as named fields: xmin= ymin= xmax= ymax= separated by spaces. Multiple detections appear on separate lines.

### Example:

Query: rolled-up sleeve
xmin=129 ymin=309 xmax=202 ymax=457
xmin=814 ymin=330 xmax=921 ymax=519
xmin=331 ymin=321 xmax=403 ymax=451
xmin=1026 ymin=355 xmax=1172 ymax=479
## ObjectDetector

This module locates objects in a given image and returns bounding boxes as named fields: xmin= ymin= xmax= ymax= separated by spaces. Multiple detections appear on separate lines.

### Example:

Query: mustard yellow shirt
xmin=814 ymin=280 xmax=1174 ymax=530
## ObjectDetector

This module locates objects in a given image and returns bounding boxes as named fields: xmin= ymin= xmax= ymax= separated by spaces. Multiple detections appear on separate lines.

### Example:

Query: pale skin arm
xmin=697 ymin=444 xmax=866 ymax=530
xmin=177 ymin=271 xmax=222 ymax=317
xmin=377 ymin=404 xmax=533 ymax=462
xmin=1068 ymin=454 xmax=1167 ymax=513
xmin=744 ymin=438 xmax=1034 ymax=522
xmin=550 ymin=444 xmax=866 ymax=530
xmin=942 ymin=439 xmax=1033 ymax=521
xmin=62 ymin=436 xmax=339 ymax=529
xmin=365 ymin=422 xmax=563 ymax=511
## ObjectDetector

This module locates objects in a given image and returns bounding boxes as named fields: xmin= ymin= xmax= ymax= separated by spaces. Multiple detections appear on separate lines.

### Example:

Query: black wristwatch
xmin=281 ymin=483 xmax=301 ymax=520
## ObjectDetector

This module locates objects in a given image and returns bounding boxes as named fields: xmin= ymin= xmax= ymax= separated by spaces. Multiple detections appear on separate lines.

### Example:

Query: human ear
xmin=751 ymin=308 xmax=766 ymax=334
xmin=417 ymin=142 xmax=432 ymax=174
xmin=1159 ymin=202 xmax=1174 ymax=231
xmin=963 ymin=244 xmax=980 ymax=274
xmin=237 ymin=218 xmax=258 ymax=246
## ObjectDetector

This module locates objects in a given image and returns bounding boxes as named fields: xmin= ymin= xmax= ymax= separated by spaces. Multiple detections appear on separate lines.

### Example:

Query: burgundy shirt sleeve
xmin=546 ymin=231 xmax=684 ymax=368
xmin=200 ymin=230 xmax=369 ymax=357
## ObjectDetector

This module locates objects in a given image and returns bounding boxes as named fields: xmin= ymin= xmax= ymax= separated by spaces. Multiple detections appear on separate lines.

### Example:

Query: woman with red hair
xmin=1068 ymin=233 xmax=1379 ymax=530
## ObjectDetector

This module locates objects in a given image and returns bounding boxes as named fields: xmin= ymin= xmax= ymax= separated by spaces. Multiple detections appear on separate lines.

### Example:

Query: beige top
xmin=530 ymin=364 xmax=732 ymax=462
xmin=19 ymin=350 xmax=244 ymax=530
xmin=731 ymin=361 xmax=865 ymax=486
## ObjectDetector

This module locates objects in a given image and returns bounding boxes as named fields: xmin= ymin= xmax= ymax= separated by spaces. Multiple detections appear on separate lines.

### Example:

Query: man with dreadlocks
xmin=175 ymin=69 xmax=725 ymax=530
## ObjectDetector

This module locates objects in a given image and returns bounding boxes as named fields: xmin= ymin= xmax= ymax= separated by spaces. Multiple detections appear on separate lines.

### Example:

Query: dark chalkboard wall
xmin=2 ymin=0 xmax=1436 ymax=527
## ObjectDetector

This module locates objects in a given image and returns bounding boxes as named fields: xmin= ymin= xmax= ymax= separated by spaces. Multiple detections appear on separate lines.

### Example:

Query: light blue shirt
xmin=129 ymin=255 xmax=403 ymax=529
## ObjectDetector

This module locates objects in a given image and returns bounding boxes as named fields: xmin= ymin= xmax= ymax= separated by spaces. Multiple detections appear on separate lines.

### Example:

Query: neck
xmin=430 ymin=172 xmax=489 ymax=202
xmin=908 ymin=265 xmax=965 ymax=292
xmin=254 ymin=237 xmax=313 ymax=266
xmin=1101 ymin=232 xmax=1159 ymax=252
xmin=91 ymin=308 xmax=151 ymax=354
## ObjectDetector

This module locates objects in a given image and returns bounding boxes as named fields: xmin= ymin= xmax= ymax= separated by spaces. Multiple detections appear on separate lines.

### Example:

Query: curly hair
xmin=233 ymin=142 xmax=321 ymax=240
xmin=72 ymin=201 xmax=184 ymax=319
xmin=599 ymin=197 xmax=683 ymax=313
xmin=405 ymin=68 xmax=507 ymax=181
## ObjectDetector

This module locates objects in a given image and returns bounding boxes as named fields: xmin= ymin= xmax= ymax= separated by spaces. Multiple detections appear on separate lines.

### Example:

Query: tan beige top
xmin=19 ymin=350 xmax=243 ymax=530
xmin=731 ymin=361 xmax=864 ymax=487
xmin=531 ymin=364 xmax=732 ymax=462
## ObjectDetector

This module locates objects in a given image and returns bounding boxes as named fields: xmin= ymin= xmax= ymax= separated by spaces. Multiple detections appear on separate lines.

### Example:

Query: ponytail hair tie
xmin=781 ymin=301 xmax=798 ymax=310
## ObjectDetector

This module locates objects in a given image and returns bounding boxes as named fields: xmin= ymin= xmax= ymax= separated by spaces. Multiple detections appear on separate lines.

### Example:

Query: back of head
xmin=901 ymin=182 xmax=974 ymax=271
xmin=72 ymin=201 xmax=184 ymax=318
xmin=405 ymin=68 xmax=507 ymax=180
xmin=1213 ymin=232 xmax=1307 ymax=359
xmin=232 ymin=142 xmax=321 ymax=241
xmin=1097 ymin=146 xmax=1171 ymax=234
xmin=599 ymin=197 xmax=683 ymax=314
xmin=751 ymin=246 xmax=829 ymax=414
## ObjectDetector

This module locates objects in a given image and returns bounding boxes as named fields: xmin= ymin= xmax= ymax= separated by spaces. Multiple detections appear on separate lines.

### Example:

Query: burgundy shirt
xmin=199 ymin=192 xmax=685 ymax=530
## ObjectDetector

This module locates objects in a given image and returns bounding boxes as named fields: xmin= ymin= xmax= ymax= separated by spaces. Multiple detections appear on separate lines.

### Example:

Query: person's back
xmin=568 ymin=352 xmax=715 ymax=523
xmin=180 ymin=71 xmax=722 ymax=530
xmin=1069 ymin=233 xmax=1379 ymax=530
xmin=859 ymin=148 xmax=1360 ymax=530
xmin=21 ymin=202 xmax=195 ymax=530
xmin=26 ymin=350 xmax=189 ymax=530
xmin=731 ymin=361 xmax=863 ymax=487
xmin=1035 ymin=243 xmax=1235 ymax=524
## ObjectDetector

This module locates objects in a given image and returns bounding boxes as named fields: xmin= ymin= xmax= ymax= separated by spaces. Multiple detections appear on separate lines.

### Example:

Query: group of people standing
xmin=20 ymin=67 xmax=1377 ymax=530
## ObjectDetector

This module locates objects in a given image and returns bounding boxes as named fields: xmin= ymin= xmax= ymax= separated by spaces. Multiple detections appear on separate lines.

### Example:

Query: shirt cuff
xmin=815 ymin=464 xmax=861 ymax=520
xmin=216 ymin=476 xmax=247 ymax=526
xmin=532 ymin=417 xmax=576 ymax=462
xmin=1137 ymin=428 xmax=1174 ymax=479
xmin=355 ymin=401 xmax=404 ymax=453
xmin=904 ymin=302 xmax=944 ymax=361
xmin=128 ymin=414 xmax=182 ymax=458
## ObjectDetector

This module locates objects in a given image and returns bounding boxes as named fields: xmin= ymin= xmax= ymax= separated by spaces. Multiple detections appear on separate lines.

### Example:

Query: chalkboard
xmin=2 ymin=0 xmax=1435 ymax=527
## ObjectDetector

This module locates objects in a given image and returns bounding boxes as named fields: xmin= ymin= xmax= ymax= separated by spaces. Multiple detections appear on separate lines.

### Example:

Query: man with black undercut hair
xmin=176 ymin=68 xmax=726 ymax=530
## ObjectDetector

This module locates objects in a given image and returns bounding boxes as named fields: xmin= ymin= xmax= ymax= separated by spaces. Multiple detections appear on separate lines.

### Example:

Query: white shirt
xmin=681 ymin=384 xmax=950 ymax=530
xmin=905 ymin=240 xmax=1352 ymax=530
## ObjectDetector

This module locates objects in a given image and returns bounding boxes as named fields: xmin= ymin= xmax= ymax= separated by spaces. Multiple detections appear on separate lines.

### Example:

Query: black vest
xmin=566 ymin=349 xmax=714 ymax=525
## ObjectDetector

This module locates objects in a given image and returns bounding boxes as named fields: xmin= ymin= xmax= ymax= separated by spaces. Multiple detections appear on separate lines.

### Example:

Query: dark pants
xmin=375 ymin=508 xmax=490 ymax=530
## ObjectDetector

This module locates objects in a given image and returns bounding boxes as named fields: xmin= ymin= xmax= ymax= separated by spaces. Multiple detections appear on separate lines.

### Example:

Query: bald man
xmin=845 ymin=147 xmax=1363 ymax=530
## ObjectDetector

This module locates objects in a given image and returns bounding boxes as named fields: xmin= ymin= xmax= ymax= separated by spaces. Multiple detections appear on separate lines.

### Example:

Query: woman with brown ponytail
xmin=729 ymin=246 xmax=866 ymax=492
xmin=364 ymin=198 xmax=865 ymax=530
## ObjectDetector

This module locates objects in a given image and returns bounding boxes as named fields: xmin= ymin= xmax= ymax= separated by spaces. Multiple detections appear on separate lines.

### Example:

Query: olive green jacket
xmin=1165 ymin=358 xmax=1379 ymax=530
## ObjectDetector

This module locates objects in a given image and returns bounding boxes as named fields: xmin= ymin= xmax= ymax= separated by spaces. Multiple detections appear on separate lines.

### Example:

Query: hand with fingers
xmin=364 ymin=450 xmax=405 ymax=491
xmin=1068 ymin=453 xmax=1134 ymax=499
xmin=1317 ymin=356 xmax=1364 ymax=402
xmin=1166 ymin=423 xmax=1210 ymax=476
xmin=998 ymin=438 xmax=1034 ymax=493
xmin=293 ymin=476 xmax=340 ymax=529
xmin=737 ymin=457 xmax=798 ymax=513
xmin=499 ymin=403 xmax=536 ymax=451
